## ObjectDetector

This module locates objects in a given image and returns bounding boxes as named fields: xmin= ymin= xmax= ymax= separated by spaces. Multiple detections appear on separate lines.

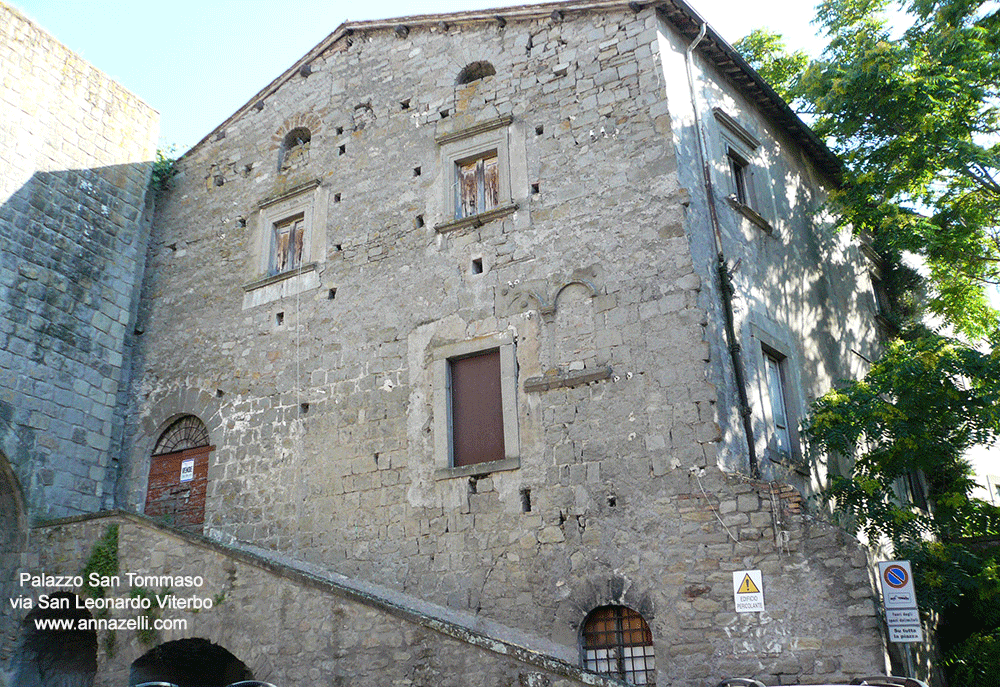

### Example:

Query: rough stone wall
xmin=17 ymin=513 xmax=619 ymax=687
xmin=656 ymin=19 xmax=881 ymax=492
xmin=125 ymin=5 xmax=883 ymax=684
xmin=0 ymin=2 xmax=159 ymax=519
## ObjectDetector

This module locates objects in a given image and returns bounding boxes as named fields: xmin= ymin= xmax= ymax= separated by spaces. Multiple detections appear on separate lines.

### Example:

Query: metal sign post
xmin=877 ymin=560 xmax=922 ymax=677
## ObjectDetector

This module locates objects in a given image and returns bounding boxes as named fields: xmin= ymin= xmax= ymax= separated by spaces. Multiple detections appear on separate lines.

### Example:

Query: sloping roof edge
xmin=180 ymin=0 xmax=842 ymax=184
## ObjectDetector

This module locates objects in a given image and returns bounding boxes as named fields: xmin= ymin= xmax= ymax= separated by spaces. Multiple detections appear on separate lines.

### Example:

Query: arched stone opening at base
xmin=0 ymin=451 xmax=28 ymax=669
xmin=10 ymin=592 xmax=98 ymax=687
xmin=129 ymin=637 xmax=253 ymax=687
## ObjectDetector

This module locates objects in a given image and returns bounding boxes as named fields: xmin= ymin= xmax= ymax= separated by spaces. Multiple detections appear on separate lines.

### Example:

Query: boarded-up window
xmin=455 ymin=152 xmax=499 ymax=219
xmin=583 ymin=606 xmax=655 ymax=685
xmin=145 ymin=416 xmax=212 ymax=534
xmin=450 ymin=349 xmax=504 ymax=467
xmin=271 ymin=215 xmax=305 ymax=275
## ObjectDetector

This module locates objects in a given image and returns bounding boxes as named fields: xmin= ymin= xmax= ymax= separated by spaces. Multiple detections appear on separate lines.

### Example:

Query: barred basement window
xmin=582 ymin=606 xmax=655 ymax=685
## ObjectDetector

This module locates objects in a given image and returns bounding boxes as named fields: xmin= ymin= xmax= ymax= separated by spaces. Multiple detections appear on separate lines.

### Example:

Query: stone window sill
xmin=726 ymin=196 xmax=773 ymax=235
xmin=434 ymin=457 xmax=520 ymax=480
xmin=434 ymin=203 xmax=518 ymax=234
xmin=242 ymin=263 xmax=317 ymax=292
xmin=767 ymin=450 xmax=808 ymax=475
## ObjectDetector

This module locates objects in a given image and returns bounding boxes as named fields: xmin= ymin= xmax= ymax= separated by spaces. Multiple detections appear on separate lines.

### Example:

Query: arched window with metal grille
xmin=582 ymin=605 xmax=655 ymax=685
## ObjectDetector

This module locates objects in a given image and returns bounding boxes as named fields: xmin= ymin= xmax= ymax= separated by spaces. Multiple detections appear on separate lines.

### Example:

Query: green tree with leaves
xmin=734 ymin=29 xmax=809 ymax=103
xmin=738 ymin=1 xmax=1000 ymax=683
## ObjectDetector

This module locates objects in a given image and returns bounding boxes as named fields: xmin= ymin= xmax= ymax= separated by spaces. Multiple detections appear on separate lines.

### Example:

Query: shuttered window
xmin=764 ymin=352 xmax=791 ymax=456
xmin=271 ymin=216 xmax=305 ymax=275
xmin=455 ymin=152 xmax=499 ymax=219
xmin=449 ymin=349 xmax=505 ymax=467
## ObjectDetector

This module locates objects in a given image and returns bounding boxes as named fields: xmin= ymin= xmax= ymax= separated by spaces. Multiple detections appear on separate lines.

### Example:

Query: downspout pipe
xmin=684 ymin=23 xmax=760 ymax=479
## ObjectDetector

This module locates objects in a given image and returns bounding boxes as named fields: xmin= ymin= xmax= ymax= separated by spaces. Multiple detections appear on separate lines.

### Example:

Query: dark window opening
xmin=456 ymin=61 xmax=497 ymax=85
xmin=471 ymin=257 xmax=484 ymax=274
xmin=413 ymin=166 xmax=422 ymax=177
xmin=279 ymin=127 xmax=311 ymax=173
xmin=728 ymin=149 xmax=750 ymax=206
xmin=450 ymin=349 xmax=504 ymax=467
xmin=535 ymin=125 xmax=544 ymax=135
xmin=328 ymin=288 xmax=337 ymax=300
xmin=583 ymin=606 xmax=655 ymax=685
xmin=415 ymin=215 xmax=425 ymax=228
xmin=521 ymin=488 xmax=532 ymax=512
xmin=531 ymin=183 xmax=540 ymax=195
xmin=276 ymin=312 xmax=284 ymax=326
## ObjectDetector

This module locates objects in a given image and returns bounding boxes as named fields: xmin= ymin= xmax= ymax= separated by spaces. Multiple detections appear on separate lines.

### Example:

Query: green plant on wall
xmin=130 ymin=586 xmax=161 ymax=646
xmin=79 ymin=524 xmax=119 ymax=656
xmin=81 ymin=524 xmax=118 ymax=599
xmin=150 ymin=146 xmax=178 ymax=197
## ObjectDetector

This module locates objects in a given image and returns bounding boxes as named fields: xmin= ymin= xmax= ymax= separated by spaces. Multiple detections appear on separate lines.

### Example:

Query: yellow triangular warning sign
xmin=737 ymin=573 xmax=760 ymax=594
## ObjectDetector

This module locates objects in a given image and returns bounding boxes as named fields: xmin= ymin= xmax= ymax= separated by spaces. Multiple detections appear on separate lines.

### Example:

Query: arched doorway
xmin=10 ymin=592 xmax=97 ymax=687
xmin=144 ymin=415 xmax=212 ymax=533
xmin=129 ymin=637 xmax=253 ymax=686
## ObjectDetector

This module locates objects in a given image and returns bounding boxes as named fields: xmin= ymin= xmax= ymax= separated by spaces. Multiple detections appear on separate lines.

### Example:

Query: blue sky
xmin=11 ymin=0 xmax=823 ymax=153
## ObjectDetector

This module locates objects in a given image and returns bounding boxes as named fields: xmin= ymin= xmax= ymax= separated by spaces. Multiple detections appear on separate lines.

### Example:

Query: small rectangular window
xmin=728 ymin=149 xmax=750 ymax=206
xmin=270 ymin=215 xmax=304 ymax=275
xmin=764 ymin=352 xmax=791 ymax=456
xmin=455 ymin=152 xmax=499 ymax=219
xmin=449 ymin=349 xmax=505 ymax=467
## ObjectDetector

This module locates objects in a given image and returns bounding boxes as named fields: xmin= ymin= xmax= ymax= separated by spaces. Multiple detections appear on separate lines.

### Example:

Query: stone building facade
xmin=0 ymin=0 xmax=158 ymax=670
xmin=3 ymin=0 xmax=894 ymax=685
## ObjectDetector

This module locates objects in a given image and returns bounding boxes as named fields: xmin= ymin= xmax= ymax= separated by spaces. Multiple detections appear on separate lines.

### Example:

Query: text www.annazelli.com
xmin=34 ymin=616 xmax=187 ymax=631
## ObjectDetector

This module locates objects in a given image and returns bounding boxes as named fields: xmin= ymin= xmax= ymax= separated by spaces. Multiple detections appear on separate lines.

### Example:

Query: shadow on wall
xmin=0 ymin=162 xmax=154 ymax=522
xmin=0 ymin=452 xmax=27 ymax=678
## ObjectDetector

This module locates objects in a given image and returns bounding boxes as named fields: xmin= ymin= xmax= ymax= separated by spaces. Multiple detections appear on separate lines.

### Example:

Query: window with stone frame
xmin=434 ymin=116 xmax=517 ymax=233
xmin=432 ymin=333 xmax=519 ymax=477
xmin=714 ymin=108 xmax=772 ymax=232
xmin=582 ymin=606 xmax=655 ymax=685
xmin=762 ymin=348 xmax=793 ymax=459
